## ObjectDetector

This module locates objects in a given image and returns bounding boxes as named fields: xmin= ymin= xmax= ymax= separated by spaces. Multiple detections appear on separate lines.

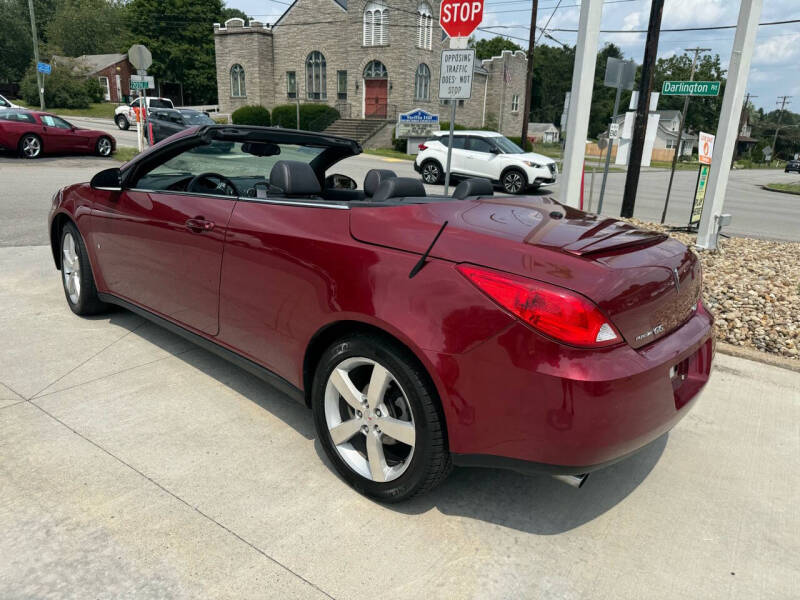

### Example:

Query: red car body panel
xmin=48 ymin=128 xmax=714 ymax=475
xmin=0 ymin=110 xmax=115 ymax=155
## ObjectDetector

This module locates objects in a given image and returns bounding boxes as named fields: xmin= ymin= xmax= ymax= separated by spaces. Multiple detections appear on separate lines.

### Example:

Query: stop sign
xmin=439 ymin=0 xmax=483 ymax=38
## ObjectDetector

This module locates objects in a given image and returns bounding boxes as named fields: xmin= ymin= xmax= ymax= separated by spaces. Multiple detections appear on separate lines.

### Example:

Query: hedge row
xmin=272 ymin=103 xmax=340 ymax=131
xmin=231 ymin=105 xmax=271 ymax=126
xmin=20 ymin=66 xmax=104 ymax=109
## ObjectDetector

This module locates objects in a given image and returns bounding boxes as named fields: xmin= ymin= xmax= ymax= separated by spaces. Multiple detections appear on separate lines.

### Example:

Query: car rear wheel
xmin=60 ymin=222 xmax=107 ymax=316
xmin=421 ymin=160 xmax=443 ymax=185
xmin=96 ymin=136 xmax=112 ymax=157
xmin=19 ymin=134 xmax=42 ymax=159
xmin=502 ymin=169 xmax=526 ymax=194
xmin=115 ymin=115 xmax=129 ymax=130
xmin=312 ymin=334 xmax=451 ymax=502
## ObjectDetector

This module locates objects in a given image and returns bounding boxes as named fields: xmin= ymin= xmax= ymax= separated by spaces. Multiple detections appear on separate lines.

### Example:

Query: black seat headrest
xmin=372 ymin=177 xmax=426 ymax=202
xmin=452 ymin=177 xmax=494 ymax=199
xmin=364 ymin=169 xmax=397 ymax=197
xmin=269 ymin=160 xmax=321 ymax=196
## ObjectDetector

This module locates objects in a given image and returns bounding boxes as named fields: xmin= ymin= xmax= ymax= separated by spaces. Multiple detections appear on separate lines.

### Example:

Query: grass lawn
xmin=765 ymin=182 xmax=800 ymax=195
xmin=363 ymin=148 xmax=414 ymax=161
xmin=113 ymin=147 xmax=139 ymax=163
xmin=17 ymin=100 xmax=118 ymax=119
xmin=649 ymin=160 xmax=702 ymax=171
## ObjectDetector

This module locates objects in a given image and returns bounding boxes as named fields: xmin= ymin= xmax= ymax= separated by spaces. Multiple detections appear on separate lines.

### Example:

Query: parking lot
xmin=1 ymin=153 xmax=799 ymax=599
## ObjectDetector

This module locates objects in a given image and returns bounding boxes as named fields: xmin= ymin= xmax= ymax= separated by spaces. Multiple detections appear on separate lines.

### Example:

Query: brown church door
xmin=364 ymin=80 xmax=388 ymax=118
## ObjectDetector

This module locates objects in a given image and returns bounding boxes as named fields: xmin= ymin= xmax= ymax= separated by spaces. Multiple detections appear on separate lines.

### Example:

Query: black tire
xmin=18 ymin=133 xmax=42 ymax=159
xmin=501 ymin=168 xmax=527 ymax=194
xmin=60 ymin=221 xmax=107 ymax=316
xmin=312 ymin=334 xmax=451 ymax=502
xmin=421 ymin=160 xmax=443 ymax=185
xmin=96 ymin=136 xmax=113 ymax=157
xmin=115 ymin=115 xmax=129 ymax=130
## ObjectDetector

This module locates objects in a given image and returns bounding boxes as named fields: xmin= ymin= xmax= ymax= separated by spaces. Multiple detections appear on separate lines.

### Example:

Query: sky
xmin=226 ymin=0 xmax=800 ymax=113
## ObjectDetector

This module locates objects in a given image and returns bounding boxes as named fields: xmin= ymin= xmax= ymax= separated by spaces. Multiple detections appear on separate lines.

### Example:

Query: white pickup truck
xmin=114 ymin=96 xmax=174 ymax=130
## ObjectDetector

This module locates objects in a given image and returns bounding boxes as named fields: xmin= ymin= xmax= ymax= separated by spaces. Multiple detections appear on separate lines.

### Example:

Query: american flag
xmin=503 ymin=64 xmax=511 ymax=85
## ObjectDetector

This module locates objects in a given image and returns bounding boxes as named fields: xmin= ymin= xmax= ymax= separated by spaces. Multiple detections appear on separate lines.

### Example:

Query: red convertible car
xmin=0 ymin=109 xmax=115 ymax=159
xmin=48 ymin=125 xmax=714 ymax=501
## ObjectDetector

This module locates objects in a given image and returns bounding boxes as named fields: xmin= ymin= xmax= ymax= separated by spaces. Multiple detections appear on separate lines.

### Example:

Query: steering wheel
xmin=186 ymin=172 xmax=239 ymax=196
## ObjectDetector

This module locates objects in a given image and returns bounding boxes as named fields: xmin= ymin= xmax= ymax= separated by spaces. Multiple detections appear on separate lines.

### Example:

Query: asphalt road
xmin=1 ymin=150 xmax=797 ymax=247
xmin=1 ymin=244 xmax=798 ymax=598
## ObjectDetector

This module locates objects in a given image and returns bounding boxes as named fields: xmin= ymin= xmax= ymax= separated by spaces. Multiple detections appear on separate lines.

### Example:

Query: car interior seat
xmin=452 ymin=177 xmax=494 ymax=199
xmin=371 ymin=177 xmax=426 ymax=202
xmin=268 ymin=160 xmax=322 ymax=197
xmin=364 ymin=169 xmax=397 ymax=197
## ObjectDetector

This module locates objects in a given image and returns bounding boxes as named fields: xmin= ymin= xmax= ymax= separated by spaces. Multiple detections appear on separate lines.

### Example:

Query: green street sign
xmin=662 ymin=80 xmax=720 ymax=96
xmin=130 ymin=81 xmax=150 ymax=90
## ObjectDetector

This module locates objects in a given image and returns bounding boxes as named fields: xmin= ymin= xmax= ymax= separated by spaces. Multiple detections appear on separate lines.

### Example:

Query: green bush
xmin=231 ymin=104 xmax=271 ymax=126
xmin=507 ymin=135 xmax=532 ymax=151
xmin=20 ymin=64 xmax=99 ymax=109
xmin=272 ymin=103 xmax=340 ymax=131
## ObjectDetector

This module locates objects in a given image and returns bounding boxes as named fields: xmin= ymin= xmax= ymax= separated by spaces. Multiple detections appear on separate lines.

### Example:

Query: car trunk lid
xmin=350 ymin=196 xmax=701 ymax=349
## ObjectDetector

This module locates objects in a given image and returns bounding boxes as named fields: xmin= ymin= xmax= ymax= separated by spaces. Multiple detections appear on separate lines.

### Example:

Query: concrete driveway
xmin=1 ymin=244 xmax=798 ymax=599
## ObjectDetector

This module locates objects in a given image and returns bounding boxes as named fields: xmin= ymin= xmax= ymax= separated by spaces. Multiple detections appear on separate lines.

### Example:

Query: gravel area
xmin=625 ymin=219 xmax=800 ymax=360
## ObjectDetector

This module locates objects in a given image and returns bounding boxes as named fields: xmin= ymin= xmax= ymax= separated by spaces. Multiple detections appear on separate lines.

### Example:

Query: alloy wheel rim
xmin=62 ymin=232 xmax=81 ymax=304
xmin=505 ymin=172 xmax=522 ymax=193
xmin=98 ymin=138 xmax=111 ymax=155
xmin=324 ymin=357 xmax=416 ymax=483
xmin=23 ymin=137 xmax=40 ymax=157
xmin=423 ymin=164 xmax=439 ymax=183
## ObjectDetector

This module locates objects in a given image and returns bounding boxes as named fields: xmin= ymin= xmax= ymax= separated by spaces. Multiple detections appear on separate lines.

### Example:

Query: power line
xmin=549 ymin=18 xmax=800 ymax=34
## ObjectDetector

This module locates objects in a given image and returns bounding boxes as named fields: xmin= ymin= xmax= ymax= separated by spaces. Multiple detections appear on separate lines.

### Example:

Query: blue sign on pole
xmin=399 ymin=109 xmax=439 ymax=125
xmin=37 ymin=62 xmax=52 ymax=75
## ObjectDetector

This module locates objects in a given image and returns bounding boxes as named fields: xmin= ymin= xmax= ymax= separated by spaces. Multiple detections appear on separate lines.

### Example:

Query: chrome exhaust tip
xmin=552 ymin=473 xmax=589 ymax=488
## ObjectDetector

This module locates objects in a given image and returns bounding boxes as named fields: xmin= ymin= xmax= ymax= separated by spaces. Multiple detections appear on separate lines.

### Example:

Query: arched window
xmin=306 ymin=51 xmax=326 ymax=100
xmin=230 ymin=64 xmax=246 ymax=97
xmin=363 ymin=60 xmax=388 ymax=79
xmin=417 ymin=2 xmax=433 ymax=50
xmin=414 ymin=63 xmax=430 ymax=100
xmin=363 ymin=2 xmax=388 ymax=46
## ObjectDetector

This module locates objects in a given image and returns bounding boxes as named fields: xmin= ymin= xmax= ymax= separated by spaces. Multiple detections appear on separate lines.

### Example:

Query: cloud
xmin=753 ymin=32 xmax=800 ymax=66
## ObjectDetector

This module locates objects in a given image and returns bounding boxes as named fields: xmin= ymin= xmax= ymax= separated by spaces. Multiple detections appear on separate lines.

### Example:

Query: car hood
xmin=350 ymin=196 xmax=700 ymax=348
xmin=510 ymin=151 xmax=555 ymax=165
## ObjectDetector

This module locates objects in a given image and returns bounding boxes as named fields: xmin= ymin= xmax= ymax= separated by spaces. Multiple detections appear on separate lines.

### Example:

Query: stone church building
xmin=212 ymin=0 xmax=527 ymax=136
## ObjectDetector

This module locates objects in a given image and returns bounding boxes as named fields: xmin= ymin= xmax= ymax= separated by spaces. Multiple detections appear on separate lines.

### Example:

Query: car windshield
xmin=493 ymin=136 xmax=525 ymax=154
xmin=181 ymin=112 xmax=215 ymax=125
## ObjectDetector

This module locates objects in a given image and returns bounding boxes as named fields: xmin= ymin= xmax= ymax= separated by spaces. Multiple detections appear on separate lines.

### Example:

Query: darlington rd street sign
xmin=439 ymin=0 xmax=483 ymax=38
xmin=130 ymin=75 xmax=155 ymax=90
xmin=662 ymin=80 xmax=720 ymax=96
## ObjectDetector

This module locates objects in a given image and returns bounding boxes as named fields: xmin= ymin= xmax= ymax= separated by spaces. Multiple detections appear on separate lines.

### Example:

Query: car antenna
xmin=409 ymin=221 xmax=448 ymax=279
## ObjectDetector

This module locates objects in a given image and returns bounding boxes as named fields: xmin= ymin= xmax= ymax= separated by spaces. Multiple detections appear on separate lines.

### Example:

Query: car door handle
xmin=185 ymin=218 xmax=215 ymax=233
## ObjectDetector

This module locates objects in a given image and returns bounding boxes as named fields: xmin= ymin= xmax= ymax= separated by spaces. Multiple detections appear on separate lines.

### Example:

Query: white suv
xmin=114 ymin=96 xmax=174 ymax=130
xmin=414 ymin=130 xmax=557 ymax=194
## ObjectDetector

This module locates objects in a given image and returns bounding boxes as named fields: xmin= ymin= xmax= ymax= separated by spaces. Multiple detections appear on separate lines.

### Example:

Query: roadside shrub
xmin=272 ymin=103 xmax=340 ymax=131
xmin=231 ymin=104 xmax=271 ymax=126
xmin=507 ymin=135 xmax=532 ymax=151
xmin=20 ymin=64 xmax=97 ymax=109
xmin=84 ymin=77 xmax=105 ymax=103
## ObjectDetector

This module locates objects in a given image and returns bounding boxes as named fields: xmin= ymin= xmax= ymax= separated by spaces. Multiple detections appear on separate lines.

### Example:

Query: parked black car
xmin=148 ymin=109 xmax=216 ymax=144
xmin=785 ymin=159 xmax=800 ymax=173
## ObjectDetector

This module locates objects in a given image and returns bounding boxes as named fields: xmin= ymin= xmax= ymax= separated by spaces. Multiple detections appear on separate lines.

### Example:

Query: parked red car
xmin=0 ymin=109 xmax=115 ymax=159
xmin=48 ymin=125 xmax=714 ymax=502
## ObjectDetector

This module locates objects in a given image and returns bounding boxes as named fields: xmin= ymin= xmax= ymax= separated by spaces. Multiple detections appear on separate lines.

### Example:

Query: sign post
xmin=438 ymin=0 xmax=481 ymax=194
xmin=127 ymin=44 xmax=153 ymax=153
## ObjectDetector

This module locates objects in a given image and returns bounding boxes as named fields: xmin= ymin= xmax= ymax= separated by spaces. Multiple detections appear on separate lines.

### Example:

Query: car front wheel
xmin=312 ymin=334 xmax=451 ymax=502
xmin=60 ymin=222 xmax=107 ymax=316
xmin=502 ymin=169 xmax=526 ymax=194
xmin=421 ymin=160 xmax=443 ymax=185
xmin=115 ymin=115 xmax=129 ymax=130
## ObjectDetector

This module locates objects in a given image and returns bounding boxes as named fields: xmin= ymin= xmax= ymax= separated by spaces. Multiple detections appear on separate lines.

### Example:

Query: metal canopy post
xmin=560 ymin=0 xmax=602 ymax=208
xmin=696 ymin=0 xmax=762 ymax=250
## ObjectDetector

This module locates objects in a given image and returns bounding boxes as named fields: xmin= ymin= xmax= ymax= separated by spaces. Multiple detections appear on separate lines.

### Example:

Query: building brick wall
xmin=213 ymin=1 xmax=528 ymax=138
xmin=93 ymin=59 xmax=133 ymax=103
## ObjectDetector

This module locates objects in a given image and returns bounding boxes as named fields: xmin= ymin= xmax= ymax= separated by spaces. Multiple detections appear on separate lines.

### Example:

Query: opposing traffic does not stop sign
xmin=439 ymin=0 xmax=483 ymax=38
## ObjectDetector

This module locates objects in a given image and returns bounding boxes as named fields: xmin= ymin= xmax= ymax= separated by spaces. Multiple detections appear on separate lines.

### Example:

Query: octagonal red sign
xmin=439 ymin=0 xmax=483 ymax=38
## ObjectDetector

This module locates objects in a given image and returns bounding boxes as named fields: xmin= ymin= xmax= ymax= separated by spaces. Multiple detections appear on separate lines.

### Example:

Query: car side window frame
xmin=468 ymin=136 xmax=495 ymax=153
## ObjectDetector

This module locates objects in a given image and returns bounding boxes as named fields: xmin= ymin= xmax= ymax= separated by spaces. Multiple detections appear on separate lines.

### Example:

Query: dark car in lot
xmin=785 ymin=159 xmax=800 ymax=173
xmin=48 ymin=124 xmax=714 ymax=502
xmin=148 ymin=108 xmax=216 ymax=144
xmin=0 ymin=109 xmax=115 ymax=158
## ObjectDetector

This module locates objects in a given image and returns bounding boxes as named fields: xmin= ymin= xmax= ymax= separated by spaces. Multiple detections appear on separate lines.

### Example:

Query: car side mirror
xmin=325 ymin=174 xmax=357 ymax=190
xmin=90 ymin=167 xmax=122 ymax=191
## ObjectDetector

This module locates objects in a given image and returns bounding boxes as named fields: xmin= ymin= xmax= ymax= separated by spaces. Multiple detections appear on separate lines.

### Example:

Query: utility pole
xmin=26 ymin=0 xmax=45 ymax=110
xmin=620 ymin=0 xmax=664 ymax=219
xmin=660 ymin=46 xmax=710 ymax=223
xmin=731 ymin=92 xmax=757 ymax=167
xmin=771 ymin=95 xmax=792 ymax=160
xmin=519 ymin=0 xmax=539 ymax=149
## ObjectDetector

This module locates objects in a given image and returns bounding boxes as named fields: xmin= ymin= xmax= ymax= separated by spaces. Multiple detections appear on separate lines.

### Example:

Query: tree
xmin=220 ymin=6 xmax=248 ymax=22
xmin=469 ymin=35 xmax=522 ymax=61
xmin=0 ymin=0 xmax=33 ymax=83
xmin=653 ymin=53 xmax=726 ymax=133
xmin=46 ymin=0 xmax=128 ymax=57
xmin=126 ymin=0 xmax=224 ymax=104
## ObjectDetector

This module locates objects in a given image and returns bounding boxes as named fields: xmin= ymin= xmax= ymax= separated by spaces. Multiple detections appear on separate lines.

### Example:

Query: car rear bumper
xmin=429 ymin=304 xmax=715 ymax=475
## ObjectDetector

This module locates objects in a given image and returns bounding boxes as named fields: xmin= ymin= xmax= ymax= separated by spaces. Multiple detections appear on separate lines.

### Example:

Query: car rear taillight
xmin=418 ymin=143 xmax=428 ymax=151
xmin=457 ymin=264 xmax=622 ymax=348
